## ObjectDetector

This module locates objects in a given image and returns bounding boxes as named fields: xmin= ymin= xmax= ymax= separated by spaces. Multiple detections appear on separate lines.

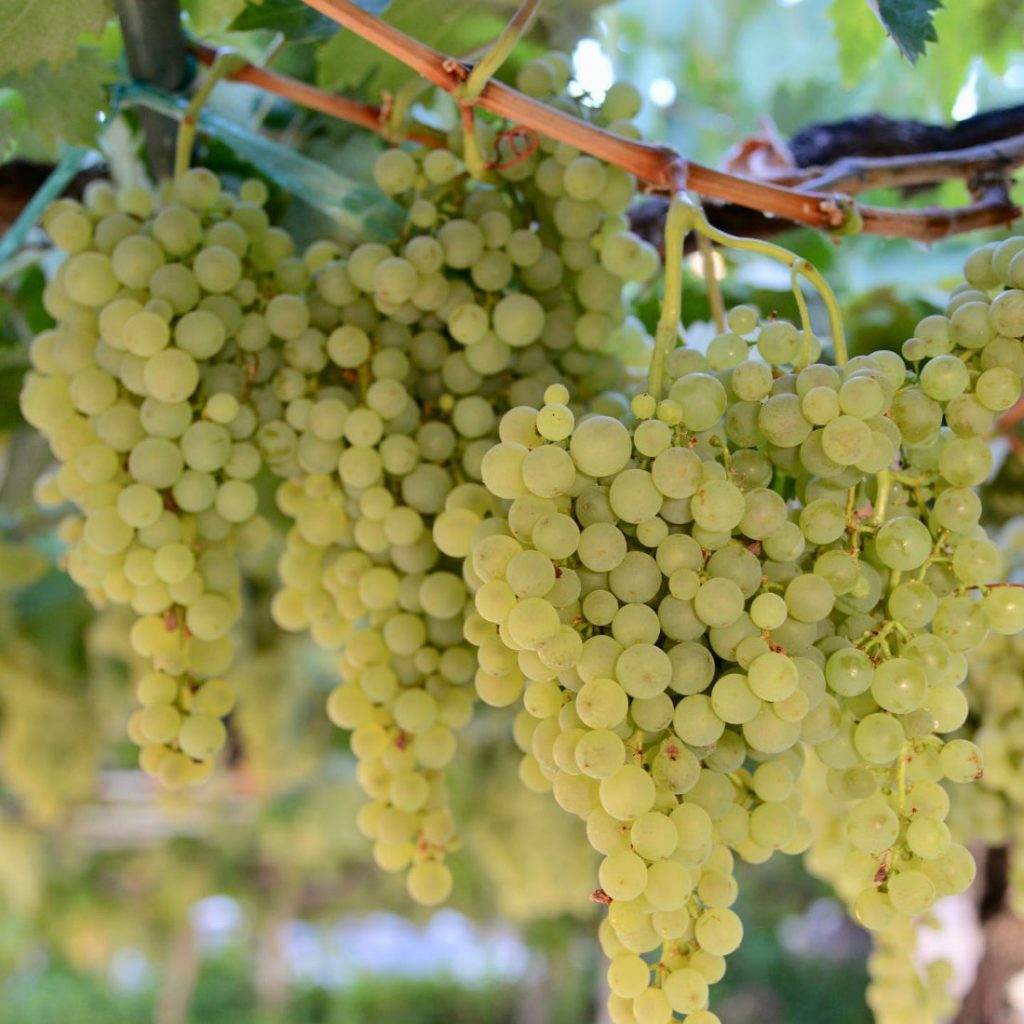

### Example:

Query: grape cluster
xmin=470 ymin=228 xmax=1024 ymax=1020
xmin=943 ymin=524 xmax=1024 ymax=918
xmin=20 ymin=170 xmax=296 ymax=786
xmin=259 ymin=68 xmax=660 ymax=905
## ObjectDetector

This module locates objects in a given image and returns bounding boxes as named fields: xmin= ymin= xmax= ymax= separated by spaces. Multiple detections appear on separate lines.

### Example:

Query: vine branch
xmin=191 ymin=41 xmax=442 ymax=147
xmin=294 ymin=0 xmax=1020 ymax=239
xmin=193 ymin=23 xmax=1020 ymax=242
xmin=797 ymin=134 xmax=1024 ymax=193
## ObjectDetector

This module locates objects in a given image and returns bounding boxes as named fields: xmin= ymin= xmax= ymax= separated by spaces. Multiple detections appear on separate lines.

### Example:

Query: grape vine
xmin=9 ymin=6 xmax=1024 ymax=1024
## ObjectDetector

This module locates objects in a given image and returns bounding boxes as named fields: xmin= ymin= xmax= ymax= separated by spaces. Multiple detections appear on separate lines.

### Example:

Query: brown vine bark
xmin=631 ymin=106 xmax=1024 ymax=247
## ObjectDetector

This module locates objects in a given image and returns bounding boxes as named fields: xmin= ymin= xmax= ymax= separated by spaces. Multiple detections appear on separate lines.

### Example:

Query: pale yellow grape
xmin=693 ymin=907 xmax=743 ymax=956
xmin=481 ymin=442 xmax=528 ymax=499
xmin=143 ymin=348 xmax=200 ymax=403
xmin=63 ymin=252 xmax=119 ymax=306
xmin=154 ymin=542 xmax=195 ymax=584
xmin=576 ymin=729 xmax=627 ymax=778
xmin=178 ymin=714 xmax=227 ymax=759
xmin=632 ymin=987 xmax=672 ymax=1024
xmin=137 ymin=672 xmax=179 ymax=706
xmin=192 ymin=679 xmax=235 ymax=716
xmin=140 ymin=702 xmax=181 ymax=744
xmin=607 ymin=953 xmax=650 ymax=999
xmin=671 ymin=802 xmax=713 ymax=849
xmin=215 ymin=480 xmax=259 ymax=523
xmin=578 ymin=522 xmax=627 ymax=572
xmin=84 ymin=506 xmax=133 ymax=554
xmin=506 ymin=596 xmax=561 ymax=648
xmin=644 ymin=858 xmax=693 ymax=911
xmin=600 ymin=763 xmax=656 ymax=820
xmin=600 ymin=850 xmax=649 ymax=901
xmin=185 ymin=593 xmax=236 ymax=641
xmin=406 ymin=861 xmax=453 ymax=906
xmin=663 ymin=968 xmax=709 ymax=1014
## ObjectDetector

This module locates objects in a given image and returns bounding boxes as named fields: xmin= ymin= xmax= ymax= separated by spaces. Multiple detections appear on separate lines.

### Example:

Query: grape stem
xmin=896 ymin=743 xmax=908 ymax=818
xmin=647 ymin=194 xmax=695 ymax=401
xmin=696 ymin=232 xmax=726 ymax=334
xmin=462 ymin=0 xmax=541 ymax=101
xmin=790 ymin=259 xmax=814 ymax=369
xmin=871 ymin=470 xmax=893 ymax=527
xmin=174 ymin=48 xmax=247 ymax=180
xmin=686 ymin=208 xmax=849 ymax=367
xmin=459 ymin=106 xmax=497 ymax=182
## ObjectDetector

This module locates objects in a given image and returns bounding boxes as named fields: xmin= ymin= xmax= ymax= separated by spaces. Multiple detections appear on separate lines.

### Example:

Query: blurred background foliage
xmin=0 ymin=0 xmax=1021 ymax=1020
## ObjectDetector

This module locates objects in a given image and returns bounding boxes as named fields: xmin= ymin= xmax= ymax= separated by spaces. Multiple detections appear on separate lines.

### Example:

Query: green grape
xmin=870 ymin=659 xmax=928 ymax=714
xmin=693 ymin=577 xmax=744 ymax=628
xmin=668 ymin=374 xmax=727 ymax=431
xmin=939 ymin=738 xmax=983 ymax=782
xmin=853 ymin=712 xmax=905 ymax=765
xmin=846 ymin=797 xmax=899 ymax=854
xmin=569 ymin=415 xmax=633 ymax=477
xmin=874 ymin=516 xmax=933 ymax=571
xmin=747 ymin=652 xmax=798 ymax=702
xmin=887 ymin=870 xmax=936 ymax=916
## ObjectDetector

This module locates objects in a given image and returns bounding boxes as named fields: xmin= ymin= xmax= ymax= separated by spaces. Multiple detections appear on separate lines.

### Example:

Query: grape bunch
xmin=20 ymin=169 xmax=293 ymax=787
xmin=468 ymin=227 xmax=1024 ymax=1021
xmin=471 ymin=376 xmax=824 ymax=1022
xmin=256 ymin=67 xmax=660 ymax=905
xmin=944 ymin=523 xmax=1024 ymax=917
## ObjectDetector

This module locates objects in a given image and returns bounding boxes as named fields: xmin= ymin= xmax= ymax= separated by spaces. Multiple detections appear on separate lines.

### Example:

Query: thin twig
xmin=798 ymin=133 xmax=1024 ymax=193
xmin=855 ymin=185 xmax=1018 ymax=242
xmin=190 ymin=41 xmax=442 ymax=147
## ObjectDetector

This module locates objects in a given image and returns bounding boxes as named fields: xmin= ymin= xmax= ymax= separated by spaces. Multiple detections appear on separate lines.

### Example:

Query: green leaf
xmin=230 ymin=0 xmax=391 ymax=41
xmin=316 ymin=0 xmax=510 ymax=97
xmin=872 ymin=0 xmax=942 ymax=64
xmin=0 ymin=0 xmax=112 ymax=76
xmin=829 ymin=0 xmax=886 ymax=85
xmin=182 ymin=0 xmax=249 ymax=34
xmin=0 ymin=47 xmax=114 ymax=147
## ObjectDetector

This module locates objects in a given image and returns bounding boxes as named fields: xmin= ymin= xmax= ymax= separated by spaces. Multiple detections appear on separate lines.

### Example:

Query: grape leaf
xmin=0 ymin=48 xmax=114 ymax=147
xmin=870 ymin=0 xmax=942 ymax=64
xmin=317 ymin=0 xmax=511 ymax=96
xmin=829 ymin=0 xmax=886 ymax=85
xmin=230 ymin=0 xmax=391 ymax=41
xmin=0 ymin=0 xmax=112 ymax=76
xmin=183 ymin=0 xmax=250 ymax=34
xmin=315 ymin=0 xmax=601 ymax=98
